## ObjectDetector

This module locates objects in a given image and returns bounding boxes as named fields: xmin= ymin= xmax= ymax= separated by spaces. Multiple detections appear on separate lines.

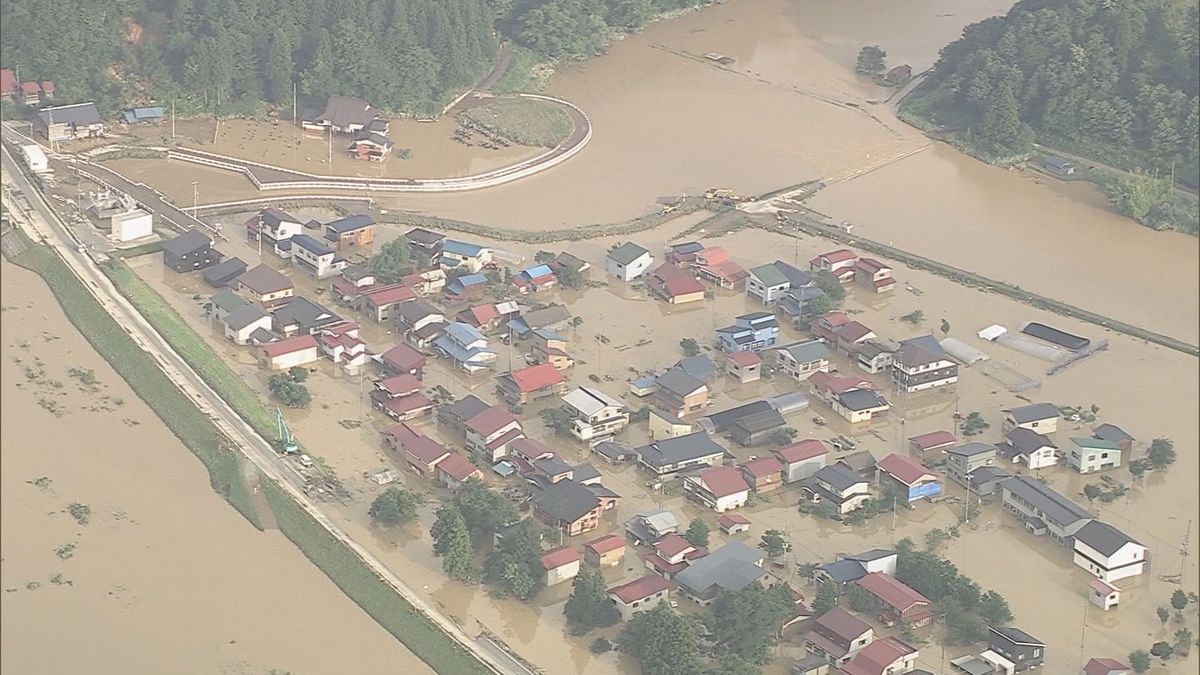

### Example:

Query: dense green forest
xmin=0 ymin=0 xmax=706 ymax=116
xmin=903 ymin=0 xmax=1199 ymax=191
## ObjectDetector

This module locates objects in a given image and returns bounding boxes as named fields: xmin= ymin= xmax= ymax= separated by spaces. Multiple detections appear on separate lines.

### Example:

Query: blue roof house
xmin=121 ymin=106 xmax=165 ymax=124
xmin=715 ymin=312 xmax=780 ymax=353
xmin=433 ymin=322 xmax=497 ymax=374
xmin=445 ymin=272 xmax=488 ymax=298
xmin=437 ymin=239 xmax=492 ymax=273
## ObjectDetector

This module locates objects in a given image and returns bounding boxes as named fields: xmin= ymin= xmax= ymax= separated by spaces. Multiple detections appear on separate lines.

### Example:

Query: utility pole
xmin=292 ymin=81 xmax=297 ymax=128
xmin=171 ymin=100 xmax=176 ymax=138
xmin=327 ymin=126 xmax=332 ymax=165
xmin=1181 ymin=519 xmax=1192 ymax=589
xmin=191 ymin=181 xmax=199 ymax=216
xmin=1079 ymin=597 xmax=1088 ymax=672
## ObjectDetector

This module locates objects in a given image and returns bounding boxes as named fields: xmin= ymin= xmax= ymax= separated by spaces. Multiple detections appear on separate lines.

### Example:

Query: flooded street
xmin=0 ymin=261 xmax=431 ymax=675
xmin=127 ymin=201 xmax=1199 ymax=674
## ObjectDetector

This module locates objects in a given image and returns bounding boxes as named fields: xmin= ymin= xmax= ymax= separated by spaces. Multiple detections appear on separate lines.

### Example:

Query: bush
xmin=589 ymin=637 xmax=612 ymax=654
xmin=368 ymin=487 xmax=423 ymax=527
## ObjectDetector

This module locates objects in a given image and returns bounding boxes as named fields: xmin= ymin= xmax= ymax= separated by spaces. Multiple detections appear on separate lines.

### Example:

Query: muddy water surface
xmin=0 ymin=261 xmax=431 ymax=675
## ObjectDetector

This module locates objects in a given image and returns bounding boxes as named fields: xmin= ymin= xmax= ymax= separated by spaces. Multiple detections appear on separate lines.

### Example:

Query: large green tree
xmin=706 ymin=583 xmax=794 ymax=664
xmin=455 ymin=478 xmax=519 ymax=545
xmin=563 ymin=566 xmax=619 ymax=634
xmin=483 ymin=519 xmax=544 ymax=600
xmin=620 ymin=604 xmax=706 ymax=675
xmin=431 ymin=504 xmax=477 ymax=582
xmin=368 ymin=487 xmax=423 ymax=526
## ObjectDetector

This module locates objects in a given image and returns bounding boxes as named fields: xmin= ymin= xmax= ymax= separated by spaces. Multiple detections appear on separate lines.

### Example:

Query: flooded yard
xmin=0 ymin=261 xmax=431 ymax=675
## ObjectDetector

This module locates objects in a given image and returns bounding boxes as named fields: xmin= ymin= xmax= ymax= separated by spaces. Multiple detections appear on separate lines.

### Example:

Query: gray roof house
xmin=606 ymin=242 xmax=654 ymax=281
xmin=624 ymin=508 xmax=680 ymax=544
xmin=945 ymin=442 xmax=996 ymax=486
xmin=674 ymin=540 xmax=766 ymax=605
xmin=996 ymin=427 xmax=1058 ymax=471
xmin=673 ymin=354 xmax=717 ymax=382
xmin=966 ymin=465 xmax=1011 ymax=496
xmin=987 ymin=626 xmax=1045 ymax=672
xmin=1000 ymin=475 xmax=1092 ymax=546
xmin=635 ymin=431 xmax=728 ymax=476
xmin=273 ymin=296 xmax=342 ymax=335
xmin=700 ymin=400 xmax=774 ymax=434
xmin=1002 ymin=402 xmax=1060 ymax=433
xmin=774 ymin=340 xmax=832 ymax=382
xmin=730 ymin=409 xmax=787 ymax=447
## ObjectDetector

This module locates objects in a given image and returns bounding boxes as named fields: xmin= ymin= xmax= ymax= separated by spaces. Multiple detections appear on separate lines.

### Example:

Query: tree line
xmin=905 ymin=0 xmax=1199 ymax=191
xmin=0 ymin=0 xmax=709 ymax=117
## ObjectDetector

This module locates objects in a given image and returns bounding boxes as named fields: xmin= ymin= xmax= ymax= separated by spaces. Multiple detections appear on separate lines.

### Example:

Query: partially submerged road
xmin=0 ymin=142 xmax=527 ymax=675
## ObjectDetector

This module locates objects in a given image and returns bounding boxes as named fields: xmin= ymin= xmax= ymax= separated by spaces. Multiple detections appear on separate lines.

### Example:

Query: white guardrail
xmin=166 ymin=94 xmax=592 ymax=193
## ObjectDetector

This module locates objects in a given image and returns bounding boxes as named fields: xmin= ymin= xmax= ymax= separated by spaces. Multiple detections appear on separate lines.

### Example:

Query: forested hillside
xmin=903 ymin=0 xmax=1199 ymax=188
xmin=0 ymin=0 xmax=706 ymax=116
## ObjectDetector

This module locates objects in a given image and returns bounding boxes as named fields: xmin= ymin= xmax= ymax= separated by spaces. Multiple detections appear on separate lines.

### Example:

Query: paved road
xmin=0 ymin=141 xmax=526 ymax=675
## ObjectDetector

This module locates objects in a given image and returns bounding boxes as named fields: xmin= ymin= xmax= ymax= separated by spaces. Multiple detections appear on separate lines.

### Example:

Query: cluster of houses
xmin=302 ymin=95 xmax=395 ymax=162
xmin=0 ymin=68 xmax=54 ymax=106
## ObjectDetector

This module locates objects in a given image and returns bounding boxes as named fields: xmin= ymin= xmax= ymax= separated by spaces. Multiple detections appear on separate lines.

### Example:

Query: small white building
xmin=562 ymin=386 xmax=629 ymax=442
xmin=110 ymin=208 xmax=154 ymax=242
xmin=541 ymin=547 xmax=582 ymax=587
xmin=606 ymin=242 xmax=654 ymax=281
xmin=1067 ymin=437 xmax=1122 ymax=474
xmin=1073 ymin=521 xmax=1146 ymax=583
xmin=19 ymin=144 xmax=49 ymax=172
xmin=682 ymin=465 xmax=750 ymax=512
xmin=608 ymin=574 xmax=671 ymax=621
xmin=1087 ymin=578 xmax=1120 ymax=611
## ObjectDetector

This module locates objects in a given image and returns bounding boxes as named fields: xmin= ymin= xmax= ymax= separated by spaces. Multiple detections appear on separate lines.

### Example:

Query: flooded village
xmin=1 ymin=1 xmax=1198 ymax=675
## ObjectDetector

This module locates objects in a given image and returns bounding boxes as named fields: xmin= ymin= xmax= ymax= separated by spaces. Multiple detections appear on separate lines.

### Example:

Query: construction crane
xmin=276 ymin=407 xmax=298 ymax=454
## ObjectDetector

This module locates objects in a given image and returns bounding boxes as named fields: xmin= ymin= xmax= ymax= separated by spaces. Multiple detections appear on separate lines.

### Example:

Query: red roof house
xmin=855 ymin=572 xmax=933 ymax=627
xmin=692 ymin=247 xmax=748 ymax=289
xmin=810 ymin=311 xmax=852 ymax=342
xmin=683 ymin=465 xmax=751 ymax=512
xmin=0 ymin=69 xmax=15 ymax=99
xmin=436 ymin=452 xmax=483 ymax=490
xmin=540 ymin=546 xmax=583 ymax=586
xmin=370 ymin=388 xmax=434 ymax=421
xmin=853 ymin=258 xmax=896 ymax=293
xmin=374 ymin=373 xmax=422 ymax=398
xmin=465 ymin=406 xmax=525 ymax=461
xmin=583 ymin=533 xmax=627 ymax=567
xmin=908 ymin=430 xmax=956 ymax=460
xmin=876 ymin=453 xmax=941 ymax=504
xmin=39 ymin=80 xmax=55 ymax=98
xmin=608 ymin=574 xmax=671 ymax=620
xmin=740 ymin=456 xmax=784 ymax=493
xmin=646 ymin=263 xmax=706 ymax=304
xmin=380 ymin=342 xmax=426 ymax=376
xmin=644 ymin=533 xmax=708 ymax=578
xmin=809 ymin=249 xmax=859 ymax=280
xmin=716 ymin=512 xmax=751 ymax=534
xmin=1082 ymin=657 xmax=1130 ymax=675
xmin=258 ymin=334 xmax=319 ymax=369
xmin=458 ymin=303 xmax=501 ymax=331
xmin=839 ymin=636 xmax=919 ymax=675
xmin=383 ymin=423 xmax=451 ymax=475
xmin=361 ymin=284 xmax=417 ymax=322
xmin=496 ymin=362 xmax=567 ymax=405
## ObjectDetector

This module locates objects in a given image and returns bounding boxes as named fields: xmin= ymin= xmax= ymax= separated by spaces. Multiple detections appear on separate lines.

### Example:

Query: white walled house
xmin=221 ymin=305 xmax=272 ymax=345
xmin=606 ymin=242 xmax=654 ymax=281
xmin=683 ymin=465 xmax=751 ymax=512
xmin=608 ymin=574 xmax=671 ymax=621
xmin=562 ymin=386 xmax=629 ymax=442
xmin=541 ymin=547 xmax=582 ymax=587
xmin=258 ymin=335 xmax=319 ymax=370
xmin=290 ymin=234 xmax=345 ymax=279
xmin=1073 ymin=521 xmax=1146 ymax=583
xmin=1067 ymin=437 xmax=1122 ymax=474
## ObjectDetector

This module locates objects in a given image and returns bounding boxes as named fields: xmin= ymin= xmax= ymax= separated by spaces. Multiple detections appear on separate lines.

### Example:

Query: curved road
xmin=167 ymin=92 xmax=591 ymax=194
xmin=0 ymin=141 xmax=529 ymax=675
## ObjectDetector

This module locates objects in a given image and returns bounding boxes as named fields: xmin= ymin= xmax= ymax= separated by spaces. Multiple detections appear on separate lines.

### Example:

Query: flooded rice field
xmin=0 ymin=261 xmax=431 ymax=675
xmin=130 ymin=204 xmax=1198 ymax=673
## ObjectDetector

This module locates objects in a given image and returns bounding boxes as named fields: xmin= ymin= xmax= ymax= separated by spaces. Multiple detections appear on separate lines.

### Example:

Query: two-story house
xmin=740 ymin=456 xmax=784 ymax=493
xmin=776 ymin=439 xmax=829 ymax=482
xmin=437 ymin=394 xmax=490 ymax=433
xmin=531 ymin=328 xmax=574 ymax=371
xmin=643 ymin=533 xmax=709 ymax=578
xmin=715 ymin=312 xmax=780 ymax=352
xmin=635 ymin=431 xmax=728 ymax=477
xmin=396 ymin=301 xmax=446 ymax=349
xmin=464 ymin=406 xmax=525 ymax=461
xmin=379 ymin=342 xmax=426 ymax=378
xmin=804 ymin=607 xmax=874 ymax=666
xmin=1073 ymin=520 xmax=1146 ymax=583
xmin=833 ymin=322 xmax=877 ymax=357
xmin=562 ymin=386 xmax=629 ymax=443
xmin=853 ymin=258 xmax=896 ymax=293
xmin=328 ymin=265 xmax=376 ymax=306
xmin=855 ymin=338 xmax=898 ymax=374
xmin=1002 ymin=403 xmax=1060 ymax=434
xmin=1067 ymin=437 xmax=1122 ymax=474
xmin=674 ymin=541 xmax=767 ymax=606
xmin=839 ymin=637 xmax=919 ymax=675
xmin=246 ymin=208 xmax=303 ymax=257
xmin=290 ymin=234 xmax=346 ymax=279
xmin=1000 ymin=475 xmax=1092 ymax=546
xmin=495 ymin=362 xmax=567 ymax=405
xmin=436 ymin=239 xmax=492 ymax=273
xmin=876 ymin=454 xmax=942 ymax=504
xmin=383 ymin=422 xmax=451 ymax=476
xmin=360 ymin=284 xmax=417 ymax=323
xmin=746 ymin=260 xmax=813 ymax=305
xmin=778 ymin=286 xmax=829 ymax=326
xmin=624 ymin=508 xmax=680 ymax=545
xmin=433 ymin=322 xmax=497 ymax=374
xmin=773 ymin=340 xmax=832 ymax=382
xmin=987 ymin=626 xmax=1045 ymax=672
xmin=608 ymin=574 xmax=671 ymax=621
xmin=370 ymin=374 xmax=433 ymax=422
xmin=808 ymin=371 xmax=890 ymax=423
xmin=996 ymin=427 xmax=1059 ymax=470
xmin=404 ymin=227 xmax=445 ymax=263
xmin=272 ymin=296 xmax=343 ymax=336
xmin=234 ymin=264 xmax=294 ymax=306
xmin=532 ymin=478 xmax=618 ymax=536
xmin=606 ymin=242 xmax=654 ymax=281
xmin=908 ymin=430 xmax=957 ymax=464
xmin=692 ymin=247 xmax=748 ymax=289
xmin=801 ymin=465 xmax=871 ymax=514
xmin=645 ymin=262 xmax=707 ymax=304
xmin=683 ymin=465 xmax=751 ymax=512
xmin=163 ymin=229 xmax=223 ymax=273
xmin=808 ymin=249 xmax=859 ymax=282
xmin=891 ymin=339 xmax=958 ymax=393
xmin=653 ymin=369 xmax=709 ymax=418
xmin=945 ymin=442 xmax=997 ymax=487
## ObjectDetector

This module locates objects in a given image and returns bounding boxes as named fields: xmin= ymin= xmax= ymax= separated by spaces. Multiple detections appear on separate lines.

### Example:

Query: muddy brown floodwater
xmin=0 ymin=261 xmax=432 ymax=675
